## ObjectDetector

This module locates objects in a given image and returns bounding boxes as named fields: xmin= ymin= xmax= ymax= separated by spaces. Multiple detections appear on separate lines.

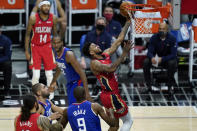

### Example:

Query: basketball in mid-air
xmin=119 ymin=1 xmax=134 ymax=18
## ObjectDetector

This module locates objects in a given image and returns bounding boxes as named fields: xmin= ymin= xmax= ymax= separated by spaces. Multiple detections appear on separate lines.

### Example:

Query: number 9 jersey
xmin=67 ymin=100 xmax=101 ymax=131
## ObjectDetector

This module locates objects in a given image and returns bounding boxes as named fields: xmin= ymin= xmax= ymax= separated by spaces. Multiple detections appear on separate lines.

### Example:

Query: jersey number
xmin=40 ymin=34 xmax=47 ymax=43
xmin=77 ymin=118 xmax=87 ymax=131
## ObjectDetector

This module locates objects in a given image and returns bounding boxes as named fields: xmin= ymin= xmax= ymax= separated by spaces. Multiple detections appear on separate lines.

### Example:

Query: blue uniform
xmin=55 ymin=47 xmax=83 ymax=105
xmin=85 ymin=30 xmax=112 ymax=52
xmin=106 ymin=19 xmax=122 ymax=38
xmin=68 ymin=101 xmax=101 ymax=131
xmin=38 ymin=99 xmax=52 ymax=117
xmin=147 ymin=33 xmax=177 ymax=63
xmin=0 ymin=34 xmax=12 ymax=63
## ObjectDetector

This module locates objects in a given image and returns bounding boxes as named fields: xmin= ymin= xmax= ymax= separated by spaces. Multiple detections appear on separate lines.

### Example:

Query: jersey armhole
xmin=91 ymin=104 xmax=98 ymax=117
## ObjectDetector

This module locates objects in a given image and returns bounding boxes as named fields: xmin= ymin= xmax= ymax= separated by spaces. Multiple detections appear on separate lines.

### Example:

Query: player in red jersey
xmin=14 ymin=95 xmax=42 ymax=131
xmin=25 ymin=0 xmax=57 ymax=99
xmin=83 ymin=20 xmax=133 ymax=131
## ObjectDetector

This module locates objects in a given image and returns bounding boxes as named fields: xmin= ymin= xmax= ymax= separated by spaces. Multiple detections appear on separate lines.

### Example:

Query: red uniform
xmin=30 ymin=13 xmax=56 ymax=70
xmin=15 ymin=113 xmax=41 ymax=131
xmin=95 ymin=53 xmax=128 ymax=118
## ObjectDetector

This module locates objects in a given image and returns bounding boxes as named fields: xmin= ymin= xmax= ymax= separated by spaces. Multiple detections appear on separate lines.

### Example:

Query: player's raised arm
xmin=104 ymin=20 xmax=131 ymax=55
xmin=92 ymin=103 xmax=116 ymax=127
xmin=91 ymin=41 xmax=133 ymax=73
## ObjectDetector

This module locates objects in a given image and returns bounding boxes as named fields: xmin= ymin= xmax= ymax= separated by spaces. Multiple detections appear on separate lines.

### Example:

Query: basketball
xmin=119 ymin=1 xmax=134 ymax=18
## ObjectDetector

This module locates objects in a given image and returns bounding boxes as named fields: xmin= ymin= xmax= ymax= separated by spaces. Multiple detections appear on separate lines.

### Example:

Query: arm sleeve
xmin=0 ymin=37 xmax=12 ymax=63
xmin=162 ymin=39 xmax=177 ymax=63
xmin=147 ymin=37 xmax=155 ymax=59
xmin=116 ymin=22 xmax=122 ymax=36
xmin=106 ymin=34 xmax=112 ymax=49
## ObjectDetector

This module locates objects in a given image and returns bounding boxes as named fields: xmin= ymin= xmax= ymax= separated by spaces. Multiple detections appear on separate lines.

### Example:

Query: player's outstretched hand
xmin=123 ymin=40 xmax=134 ymax=53
xmin=49 ymin=82 xmax=58 ymax=92
xmin=49 ymin=112 xmax=62 ymax=120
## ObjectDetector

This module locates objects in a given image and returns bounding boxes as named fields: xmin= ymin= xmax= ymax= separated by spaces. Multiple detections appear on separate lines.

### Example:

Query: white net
xmin=132 ymin=18 xmax=153 ymax=34
xmin=127 ymin=8 xmax=162 ymax=34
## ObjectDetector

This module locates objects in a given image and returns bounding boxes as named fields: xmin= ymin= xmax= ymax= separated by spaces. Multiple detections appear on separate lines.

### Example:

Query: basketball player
xmin=14 ymin=95 xmax=42 ymax=131
xmin=31 ymin=0 xmax=66 ymax=38
xmin=25 ymin=1 xmax=57 ymax=99
xmin=61 ymin=86 xmax=115 ymax=130
xmin=49 ymin=35 xmax=92 ymax=105
xmin=32 ymin=83 xmax=63 ymax=121
xmin=83 ymin=19 xmax=133 ymax=131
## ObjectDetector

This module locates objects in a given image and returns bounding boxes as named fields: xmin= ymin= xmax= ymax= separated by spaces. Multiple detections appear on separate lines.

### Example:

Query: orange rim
xmin=124 ymin=4 xmax=159 ymax=12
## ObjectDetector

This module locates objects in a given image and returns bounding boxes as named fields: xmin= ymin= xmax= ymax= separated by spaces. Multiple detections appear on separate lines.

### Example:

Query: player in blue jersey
xmin=60 ymin=86 xmax=115 ymax=130
xmin=50 ymin=35 xmax=92 ymax=105
xmin=32 ymin=83 xmax=63 ymax=121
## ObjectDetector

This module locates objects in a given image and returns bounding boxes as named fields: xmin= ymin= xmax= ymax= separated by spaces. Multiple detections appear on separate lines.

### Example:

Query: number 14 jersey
xmin=32 ymin=13 xmax=53 ymax=46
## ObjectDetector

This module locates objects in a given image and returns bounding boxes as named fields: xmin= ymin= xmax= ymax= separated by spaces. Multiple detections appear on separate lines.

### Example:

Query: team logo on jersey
xmin=46 ymin=21 xmax=51 ymax=24
xmin=35 ymin=27 xmax=52 ymax=33
xmin=38 ymin=21 xmax=41 ymax=24
xmin=57 ymin=62 xmax=66 ymax=69
xmin=20 ymin=121 xmax=33 ymax=127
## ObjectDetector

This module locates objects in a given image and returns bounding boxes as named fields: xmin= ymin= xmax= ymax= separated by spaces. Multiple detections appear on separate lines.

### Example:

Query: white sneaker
xmin=161 ymin=86 xmax=168 ymax=91
xmin=151 ymin=86 xmax=160 ymax=91
xmin=49 ymin=92 xmax=54 ymax=100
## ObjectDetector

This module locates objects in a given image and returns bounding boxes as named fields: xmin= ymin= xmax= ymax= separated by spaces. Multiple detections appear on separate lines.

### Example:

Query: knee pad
xmin=45 ymin=70 xmax=53 ymax=86
xmin=32 ymin=69 xmax=40 ymax=86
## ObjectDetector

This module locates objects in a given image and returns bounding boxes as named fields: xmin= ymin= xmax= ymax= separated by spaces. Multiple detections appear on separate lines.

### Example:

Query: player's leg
xmin=32 ymin=69 xmax=40 ymax=85
xmin=31 ymin=44 xmax=42 ymax=86
xmin=111 ymin=94 xmax=132 ymax=131
xmin=66 ymin=81 xmax=81 ymax=105
xmin=45 ymin=70 xmax=53 ymax=87
xmin=119 ymin=111 xmax=133 ymax=131
xmin=41 ymin=43 xmax=56 ymax=99
xmin=45 ymin=70 xmax=54 ymax=100
xmin=100 ymin=93 xmax=121 ymax=130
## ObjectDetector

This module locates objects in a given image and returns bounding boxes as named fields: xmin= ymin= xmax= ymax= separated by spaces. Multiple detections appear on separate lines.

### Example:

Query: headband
xmin=38 ymin=1 xmax=50 ymax=8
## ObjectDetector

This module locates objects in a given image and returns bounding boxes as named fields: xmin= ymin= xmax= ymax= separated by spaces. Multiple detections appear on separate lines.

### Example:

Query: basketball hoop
xmin=124 ymin=4 xmax=162 ymax=34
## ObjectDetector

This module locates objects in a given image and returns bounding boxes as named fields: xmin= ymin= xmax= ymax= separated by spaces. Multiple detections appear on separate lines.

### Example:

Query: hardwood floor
xmin=1 ymin=106 xmax=197 ymax=131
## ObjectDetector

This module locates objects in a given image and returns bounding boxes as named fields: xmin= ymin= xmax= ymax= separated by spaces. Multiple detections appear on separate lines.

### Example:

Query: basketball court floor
xmin=1 ymin=106 xmax=197 ymax=131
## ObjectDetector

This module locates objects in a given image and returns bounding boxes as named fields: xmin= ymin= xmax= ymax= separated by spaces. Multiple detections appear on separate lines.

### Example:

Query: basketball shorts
xmin=66 ymin=80 xmax=83 ymax=105
xmin=30 ymin=43 xmax=56 ymax=70
xmin=100 ymin=91 xmax=128 ymax=118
